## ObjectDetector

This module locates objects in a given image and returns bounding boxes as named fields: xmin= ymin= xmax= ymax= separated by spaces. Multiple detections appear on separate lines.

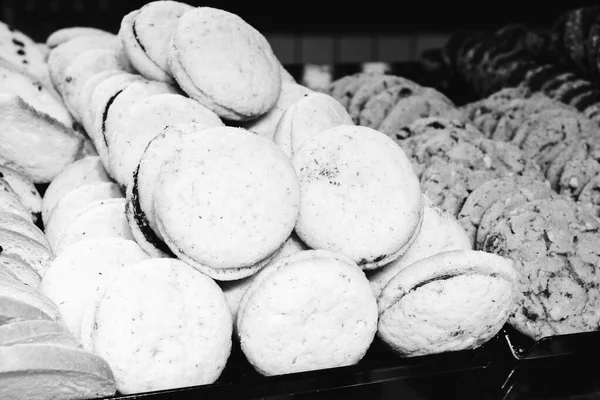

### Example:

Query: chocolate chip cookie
xmin=481 ymin=197 xmax=600 ymax=341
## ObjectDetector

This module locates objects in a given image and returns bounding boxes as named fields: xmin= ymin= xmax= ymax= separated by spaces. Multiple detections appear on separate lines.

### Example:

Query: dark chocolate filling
xmin=130 ymin=165 xmax=174 ymax=256
xmin=131 ymin=18 xmax=147 ymax=54
xmin=409 ymin=274 xmax=460 ymax=292
xmin=12 ymin=38 xmax=24 ymax=47
xmin=101 ymin=89 xmax=124 ymax=147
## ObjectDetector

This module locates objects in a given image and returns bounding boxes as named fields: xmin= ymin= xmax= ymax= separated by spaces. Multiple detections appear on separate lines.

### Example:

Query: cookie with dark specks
xmin=397 ymin=119 xmax=485 ymax=177
xmin=359 ymin=84 xmax=419 ymax=130
xmin=511 ymin=108 xmax=598 ymax=174
xmin=419 ymin=139 xmax=544 ymax=217
xmin=482 ymin=197 xmax=600 ymax=341
xmin=349 ymin=75 xmax=421 ymax=124
xmin=327 ymin=73 xmax=361 ymax=109
xmin=557 ymin=140 xmax=600 ymax=200
xmin=458 ymin=176 xmax=554 ymax=248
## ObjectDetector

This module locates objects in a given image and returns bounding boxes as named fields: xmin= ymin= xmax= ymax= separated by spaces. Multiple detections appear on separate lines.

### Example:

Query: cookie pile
xmin=326 ymin=72 xmax=465 ymax=137
xmin=0 ymin=2 xmax=535 ymax=398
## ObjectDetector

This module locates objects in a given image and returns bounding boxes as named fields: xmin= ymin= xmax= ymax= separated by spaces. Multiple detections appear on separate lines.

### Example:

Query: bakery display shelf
xmin=102 ymin=335 xmax=507 ymax=400
xmin=502 ymin=325 xmax=600 ymax=363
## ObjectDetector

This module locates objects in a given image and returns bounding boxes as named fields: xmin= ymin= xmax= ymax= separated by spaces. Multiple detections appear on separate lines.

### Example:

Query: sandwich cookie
xmin=293 ymin=125 xmax=423 ymax=269
xmin=79 ymin=258 xmax=232 ymax=394
xmin=378 ymin=250 xmax=517 ymax=357
xmin=237 ymin=250 xmax=377 ymax=376
xmin=242 ymin=82 xmax=314 ymax=141
xmin=168 ymin=7 xmax=281 ymax=120
xmin=41 ymin=156 xmax=111 ymax=227
xmin=367 ymin=196 xmax=472 ymax=299
xmin=53 ymin=198 xmax=134 ymax=255
xmin=108 ymin=93 xmax=223 ymax=189
xmin=153 ymin=126 xmax=300 ymax=280
xmin=39 ymin=238 xmax=150 ymax=337
xmin=0 ymin=166 xmax=42 ymax=223
xmin=44 ymin=181 xmax=123 ymax=251
xmin=273 ymin=92 xmax=354 ymax=158
xmin=46 ymin=27 xmax=116 ymax=48
xmin=118 ymin=1 xmax=193 ymax=82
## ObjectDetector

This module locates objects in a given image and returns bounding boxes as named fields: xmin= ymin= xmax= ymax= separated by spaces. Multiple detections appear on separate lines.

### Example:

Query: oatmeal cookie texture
xmin=482 ymin=197 xmax=600 ymax=341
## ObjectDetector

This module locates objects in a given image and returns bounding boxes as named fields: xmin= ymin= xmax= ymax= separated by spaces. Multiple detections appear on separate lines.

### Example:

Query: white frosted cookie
xmin=168 ymin=7 xmax=281 ymax=120
xmin=100 ymin=79 xmax=179 ymax=176
xmin=242 ymin=82 xmax=314 ymax=140
xmin=118 ymin=1 xmax=193 ymax=82
xmin=48 ymin=35 xmax=121 ymax=96
xmin=39 ymin=238 xmax=150 ymax=337
xmin=45 ymin=182 xmax=122 ymax=251
xmin=0 ymin=166 xmax=42 ymax=223
xmin=154 ymin=126 xmax=300 ymax=280
xmin=293 ymin=125 xmax=423 ymax=269
xmin=108 ymin=93 xmax=223 ymax=189
xmin=237 ymin=250 xmax=377 ymax=376
xmin=85 ymin=73 xmax=143 ymax=168
xmin=53 ymin=198 xmax=134 ymax=255
xmin=0 ymin=94 xmax=85 ymax=183
xmin=41 ymin=156 xmax=111 ymax=226
xmin=74 ymin=69 xmax=123 ymax=132
xmin=79 ymin=258 xmax=232 ymax=394
xmin=377 ymin=250 xmax=517 ymax=357
xmin=0 ymin=343 xmax=116 ymax=400
xmin=219 ymin=232 xmax=308 ymax=323
xmin=125 ymin=124 xmax=203 ymax=258
xmin=0 ymin=58 xmax=73 ymax=128
xmin=61 ymin=48 xmax=132 ymax=122
xmin=367 ymin=196 xmax=472 ymax=299
xmin=274 ymin=92 xmax=354 ymax=158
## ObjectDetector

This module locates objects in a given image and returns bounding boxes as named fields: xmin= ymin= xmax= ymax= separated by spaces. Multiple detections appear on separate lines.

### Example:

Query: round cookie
xmin=108 ymin=93 xmax=223 ymax=189
xmin=44 ymin=181 xmax=123 ymax=251
xmin=53 ymin=198 xmax=134 ymax=255
xmin=377 ymin=250 xmax=518 ymax=357
xmin=153 ymin=126 xmax=300 ymax=280
xmin=481 ymin=197 xmax=600 ymax=341
xmin=348 ymin=74 xmax=422 ymax=124
xmin=393 ymin=115 xmax=483 ymax=143
xmin=46 ymin=27 xmax=116 ymax=48
xmin=273 ymin=92 xmax=353 ymax=158
xmin=79 ymin=258 xmax=232 ymax=394
xmin=367 ymin=196 xmax=472 ymax=299
xmin=242 ymin=82 xmax=314 ymax=141
xmin=41 ymin=156 xmax=111 ymax=227
xmin=293 ymin=125 xmax=423 ymax=269
xmin=358 ymin=83 xmax=421 ymax=130
xmin=419 ymin=137 xmax=544 ymax=217
xmin=557 ymin=140 xmax=600 ymax=200
xmin=118 ymin=1 xmax=193 ymax=83
xmin=458 ymin=176 xmax=555 ymax=247
xmin=219 ymin=232 xmax=308 ymax=323
xmin=168 ymin=7 xmax=281 ymax=121
xmin=39 ymin=237 xmax=150 ymax=337
xmin=237 ymin=250 xmax=377 ymax=376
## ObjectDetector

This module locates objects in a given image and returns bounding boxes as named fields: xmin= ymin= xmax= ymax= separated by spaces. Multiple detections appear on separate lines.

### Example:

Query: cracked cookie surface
xmin=481 ymin=197 xmax=600 ymax=341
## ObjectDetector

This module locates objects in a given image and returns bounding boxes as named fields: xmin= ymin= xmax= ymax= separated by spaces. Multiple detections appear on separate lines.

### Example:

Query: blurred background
xmin=1 ymin=0 xmax=595 ymax=64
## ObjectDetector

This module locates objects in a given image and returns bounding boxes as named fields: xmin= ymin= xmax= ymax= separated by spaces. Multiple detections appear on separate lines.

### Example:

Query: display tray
xmin=102 ymin=335 xmax=506 ymax=400
xmin=502 ymin=325 xmax=600 ymax=362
